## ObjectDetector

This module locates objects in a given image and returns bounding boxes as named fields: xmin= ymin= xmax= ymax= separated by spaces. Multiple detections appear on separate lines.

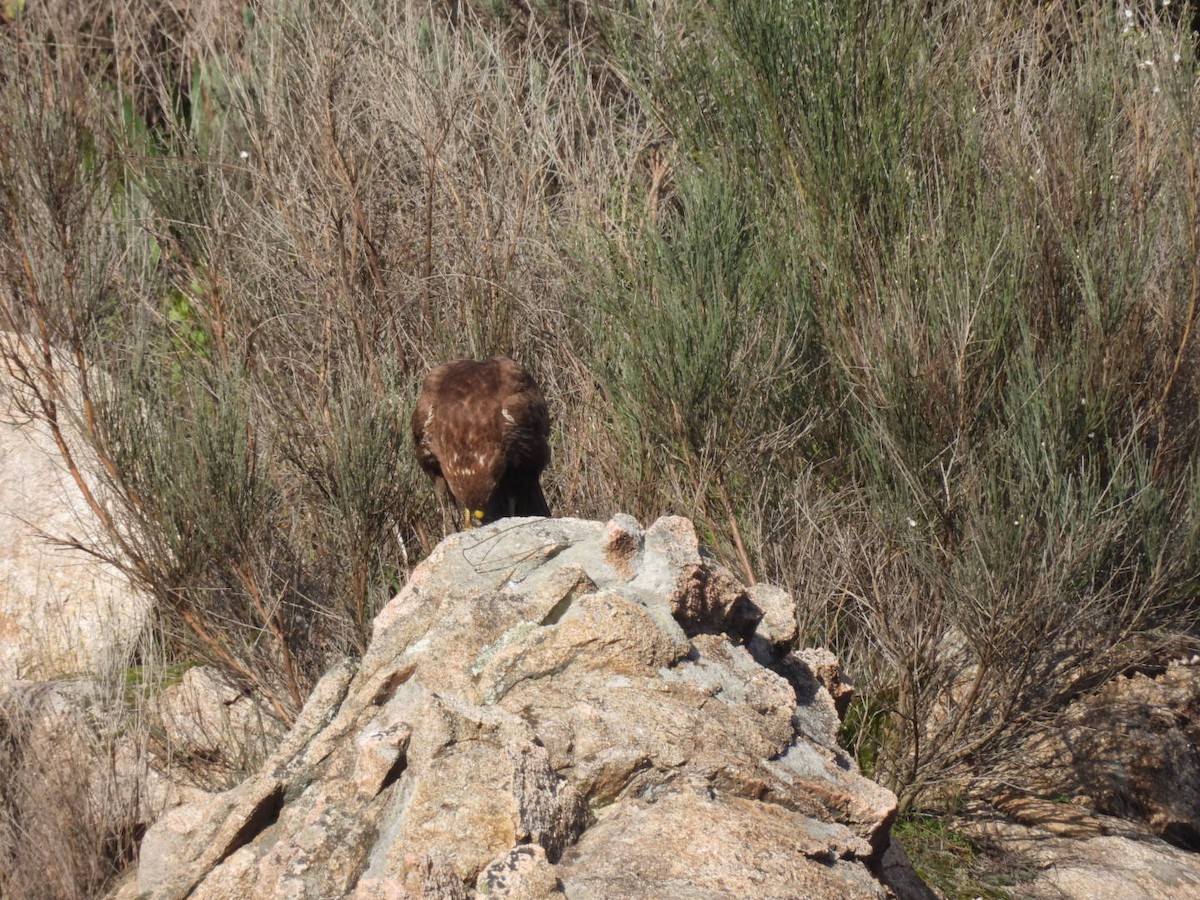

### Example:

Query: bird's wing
xmin=412 ymin=370 xmax=443 ymax=479
xmin=498 ymin=369 xmax=550 ymax=469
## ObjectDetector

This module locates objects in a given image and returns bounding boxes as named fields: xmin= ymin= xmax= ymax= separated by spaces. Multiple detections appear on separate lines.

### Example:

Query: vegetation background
xmin=2 ymin=0 xmax=1200 ymax=896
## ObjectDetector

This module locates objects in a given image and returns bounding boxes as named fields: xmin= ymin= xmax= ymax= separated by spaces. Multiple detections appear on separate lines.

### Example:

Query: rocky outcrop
xmin=0 ymin=352 xmax=148 ymax=681
xmin=966 ymin=797 xmax=1200 ymax=900
xmin=1023 ymin=658 xmax=1200 ymax=851
xmin=122 ymin=515 xmax=899 ymax=899
xmin=948 ymin=661 xmax=1200 ymax=900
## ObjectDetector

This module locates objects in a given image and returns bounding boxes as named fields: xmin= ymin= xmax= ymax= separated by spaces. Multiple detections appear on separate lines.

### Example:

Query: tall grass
xmin=0 ymin=679 xmax=147 ymax=899
xmin=591 ymin=0 xmax=1200 ymax=811
xmin=1 ymin=0 xmax=1199 ymax=877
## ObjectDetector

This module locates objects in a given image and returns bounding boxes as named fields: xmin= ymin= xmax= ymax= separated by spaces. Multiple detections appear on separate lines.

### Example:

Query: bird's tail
xmin=485 ymin=471 xmax=550 ymax=522
xmin=514 ymin=479 xmax=550 ymax=518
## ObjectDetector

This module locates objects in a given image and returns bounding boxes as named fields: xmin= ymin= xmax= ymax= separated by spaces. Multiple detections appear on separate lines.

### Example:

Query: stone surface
xmin=965 ymin=802 xmax=1200 ymax=900
xmin=475 ymin=844 xmax=559 ymax=898
xmin=747 ymin=582 xmax=799 ymax=648
xmin=127 ymin=515 xmax=899 ymax=899
xmin=0 ymin=346 xmax=149 ymax=681
xmin=1022 ymin=658 xmax=1200 ymax=850
xmin=1028 ymin=833 xmax=1200 ymax=900
xmin=155 ymin=665 xmax=285 ymax=776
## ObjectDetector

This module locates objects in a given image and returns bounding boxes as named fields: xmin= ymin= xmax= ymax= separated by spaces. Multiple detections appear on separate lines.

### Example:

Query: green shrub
xmin=592 ymin=0 xmax=1200 ymax=811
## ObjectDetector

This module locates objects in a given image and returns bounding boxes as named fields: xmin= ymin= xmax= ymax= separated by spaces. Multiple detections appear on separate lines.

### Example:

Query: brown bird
xmin=412 ymin=357 xmax=551 ymax=529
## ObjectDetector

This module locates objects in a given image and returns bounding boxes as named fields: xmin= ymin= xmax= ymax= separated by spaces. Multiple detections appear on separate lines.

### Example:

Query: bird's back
xmin=412 ymin=357 xmax=550 ymax=523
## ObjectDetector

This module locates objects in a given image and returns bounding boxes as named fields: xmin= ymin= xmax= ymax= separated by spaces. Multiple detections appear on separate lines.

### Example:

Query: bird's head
xmin=449 ymin=466 xmax=503 ymax=529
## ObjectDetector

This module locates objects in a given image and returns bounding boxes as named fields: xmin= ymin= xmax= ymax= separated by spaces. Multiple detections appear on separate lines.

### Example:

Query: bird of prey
xmin=412 ymin=357 xmax=551 ymax=529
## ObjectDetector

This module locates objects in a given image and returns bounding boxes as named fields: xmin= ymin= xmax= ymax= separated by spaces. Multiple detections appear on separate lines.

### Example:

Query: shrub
xmin=591 ymin=0 xmax=1200 ymax=811
xmin=1 ymin=0 xmax=647 ymax=721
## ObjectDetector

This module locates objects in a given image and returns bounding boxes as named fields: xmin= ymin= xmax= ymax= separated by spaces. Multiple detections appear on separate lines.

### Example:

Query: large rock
xmin=966 ymin=797 xmax=1200 ymax=900
xmin=0 ymin=350 xmax=148 ymax=681
xmin=154 ymin=665 xmax=287 ymax=782
xmin=1031 ymin=833 xmax=1200 ymax=900
xmin=124 ymin=515 xmax=899 ymax=899
xmin=1023 ymin=658 xmax=1200 ymax=850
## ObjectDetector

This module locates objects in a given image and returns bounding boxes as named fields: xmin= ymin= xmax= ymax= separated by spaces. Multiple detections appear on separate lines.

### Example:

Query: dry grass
xmin=0 ymin=680 xmax=146 ymax=899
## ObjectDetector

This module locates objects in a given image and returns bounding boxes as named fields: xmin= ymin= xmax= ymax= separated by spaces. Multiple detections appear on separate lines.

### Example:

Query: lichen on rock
xmin=123 ymin=515 xmax=899 ymax=899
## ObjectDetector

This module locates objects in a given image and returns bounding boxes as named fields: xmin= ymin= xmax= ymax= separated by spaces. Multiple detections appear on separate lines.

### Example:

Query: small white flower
xmin=239 ymin=150 xmax=250 ymax=160
xmin=1124 ymin=8 xmax=1134 ymax=17
xmin=906 ymin=518 xmax=917 ymax=528
xmin=1174 ymin=52 xmax=1182 ymax=64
